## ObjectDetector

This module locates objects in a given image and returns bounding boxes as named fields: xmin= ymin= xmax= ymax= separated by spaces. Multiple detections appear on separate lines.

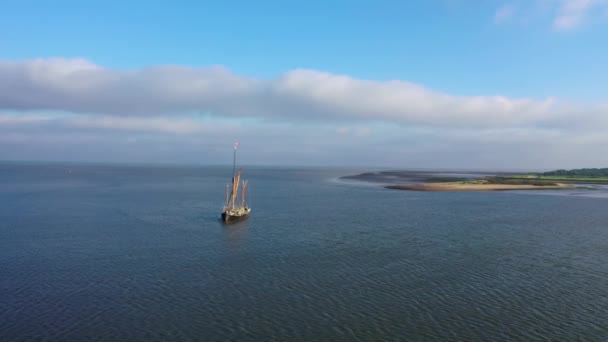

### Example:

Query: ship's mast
xmin=232 ymin=142 xmax=237 ymax=183
xmin=229 ymin=141 xmax=239 ymax=209
xmin=241 ymin=179 xmax=248 ymax=208
xmin=232 ymin=169 xmax=241 ymax=210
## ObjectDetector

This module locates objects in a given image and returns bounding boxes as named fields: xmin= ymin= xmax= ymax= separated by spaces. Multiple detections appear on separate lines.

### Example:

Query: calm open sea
xmin=1 ymin=163 xmax=608 ymax=341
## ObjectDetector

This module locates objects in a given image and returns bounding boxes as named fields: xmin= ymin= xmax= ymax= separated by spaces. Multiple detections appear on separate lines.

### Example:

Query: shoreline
xmin=386 ymin=182 xmax=573 ymax=192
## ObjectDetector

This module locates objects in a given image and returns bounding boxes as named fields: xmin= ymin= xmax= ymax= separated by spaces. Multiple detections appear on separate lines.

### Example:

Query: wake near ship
xmin=221 ymin=142 xmax=251 ymax=223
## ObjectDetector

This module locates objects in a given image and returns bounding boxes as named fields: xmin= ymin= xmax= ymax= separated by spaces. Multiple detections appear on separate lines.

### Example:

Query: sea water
xmin=1 ymin=163 xmax=608 ymax=340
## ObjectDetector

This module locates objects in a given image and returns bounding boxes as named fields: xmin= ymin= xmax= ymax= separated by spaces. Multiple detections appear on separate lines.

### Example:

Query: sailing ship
xmin=221 ymin=142 xmax=251 ymax=223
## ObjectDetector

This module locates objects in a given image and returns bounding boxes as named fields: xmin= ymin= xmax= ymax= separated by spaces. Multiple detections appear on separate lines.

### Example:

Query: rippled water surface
xmin=2 ymin=163 xmax=608 ymax=341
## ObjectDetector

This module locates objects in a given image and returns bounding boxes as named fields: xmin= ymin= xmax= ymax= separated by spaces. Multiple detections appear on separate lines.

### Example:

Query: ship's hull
xmin=221 ymin=209 xmax=251 ymax=223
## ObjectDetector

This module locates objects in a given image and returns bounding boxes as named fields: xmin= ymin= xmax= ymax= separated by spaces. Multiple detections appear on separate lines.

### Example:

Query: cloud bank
xmin=1 ymin=58 xmax=607 ymax=168
xmin=0 ymin=58 xmax=580 ymax=128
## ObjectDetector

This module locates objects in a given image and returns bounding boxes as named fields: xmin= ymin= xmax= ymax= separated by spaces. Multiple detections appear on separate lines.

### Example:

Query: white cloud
xmin=553 ymin=0 xmax=597 ymax=30
xmin=1 ymin=58 xmax=607 ymax=168
xmin=495 ymin=4 xmax=516 ymax=23
xmin=493 ymin=0 xmax=608 ymax=30
xmin=3 ymin=110 xmax=607 ymax=169
xmin=0 ymin=113 xmax=53 ymax=124
xmin=66 ymin=115 xmax=216 ymax=134
xmin=1 ymin=58 xmax=599 ymax=130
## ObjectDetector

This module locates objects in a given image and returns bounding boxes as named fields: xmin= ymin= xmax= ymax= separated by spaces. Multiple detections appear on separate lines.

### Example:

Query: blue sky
xmin=1 ymin=0 xmax=607 ymax=168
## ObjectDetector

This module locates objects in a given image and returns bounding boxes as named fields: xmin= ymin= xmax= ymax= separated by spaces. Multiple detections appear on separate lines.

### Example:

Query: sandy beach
xmin=386 ymin=182 xmax=573 ymax=192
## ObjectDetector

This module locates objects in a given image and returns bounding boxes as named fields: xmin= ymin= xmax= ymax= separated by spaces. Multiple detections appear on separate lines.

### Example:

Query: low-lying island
xmin=386 ymin=180 xmax=573 ymax=192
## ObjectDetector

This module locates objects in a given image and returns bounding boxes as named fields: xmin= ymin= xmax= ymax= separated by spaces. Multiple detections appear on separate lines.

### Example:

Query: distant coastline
xmin=342 ymin=168 xmax=607 ymax=192
xmin=386 ymin=181 xmax=572 ymax=192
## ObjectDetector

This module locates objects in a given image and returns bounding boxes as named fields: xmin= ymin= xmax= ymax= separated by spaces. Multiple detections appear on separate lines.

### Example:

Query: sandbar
xmin=386 ymin=181 xmax=573 ymax=192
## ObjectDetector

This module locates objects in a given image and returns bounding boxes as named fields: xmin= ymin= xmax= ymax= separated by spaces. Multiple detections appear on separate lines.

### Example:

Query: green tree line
xmin=542 ymin=168 xmax=608 ymax=177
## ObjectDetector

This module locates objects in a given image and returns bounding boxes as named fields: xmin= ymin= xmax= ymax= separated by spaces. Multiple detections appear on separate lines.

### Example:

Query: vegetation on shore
xmin=349 ymin=167 xmax=608 ymax=192
xmin=504 ymin=168 xmax=608 ymax=184
xmin=386 ymin=179 xmax=571 ymax=192
xmin=484 ymin=177 xmax=559 ymax=186
xmin=385 ymin=170 xmax=598 ymax=192
xmin=423 ymin=177 xmax=562 ymax=187
xmin=542 ymin=168 xmax=608 ymax=177
xmin=507 ymin=175 xmax=608 ymax=184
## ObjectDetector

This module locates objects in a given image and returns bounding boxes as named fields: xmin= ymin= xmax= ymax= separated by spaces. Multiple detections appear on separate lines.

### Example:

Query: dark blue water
xmin=2 ymin=163 xmax=608 ymax=341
